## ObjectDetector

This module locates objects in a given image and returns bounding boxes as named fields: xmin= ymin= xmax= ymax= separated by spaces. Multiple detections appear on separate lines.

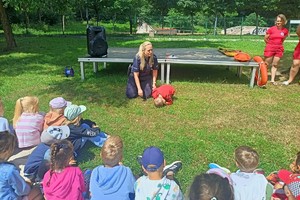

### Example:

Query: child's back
xmin=90 ymin=136 xmax=135 ymax=200
xmin=134 ymin=146 xmax=183 ymax=200
xmin=43 ymin=166 xmax=85 ymax=200
xmin=230 ymin=171 xmax=268 ymax=200
xmin=135 ymin=175 xmax=182 ymax=199
xmin=90 ymin=165 xmax=135 ymax=200
xmin=230 ymin=146 xmax=270 ymax=200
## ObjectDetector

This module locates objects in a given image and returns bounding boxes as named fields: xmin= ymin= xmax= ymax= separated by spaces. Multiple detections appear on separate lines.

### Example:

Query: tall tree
xmin=0 ymin=0 xmax=16 ymax=50
xmin=177 ymin=0 xmax=203 ymax=33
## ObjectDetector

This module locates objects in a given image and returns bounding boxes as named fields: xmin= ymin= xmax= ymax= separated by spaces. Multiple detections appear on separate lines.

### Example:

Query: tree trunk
xmin=0 ymin=0 xmax=17 ymax=50
xmin=62 ymin=15 xmax=65 ymax=35
xmin=129 ymin=17 xmax=133 ymax=35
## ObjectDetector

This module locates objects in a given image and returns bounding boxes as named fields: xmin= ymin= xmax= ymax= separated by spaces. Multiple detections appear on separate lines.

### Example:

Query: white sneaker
xmin=282 ymin=81 xmax=289 ymax=86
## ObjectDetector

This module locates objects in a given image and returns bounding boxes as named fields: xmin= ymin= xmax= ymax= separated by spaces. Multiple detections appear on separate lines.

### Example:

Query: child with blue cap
xmin=134 ymin=146 xmax=183 ymax=200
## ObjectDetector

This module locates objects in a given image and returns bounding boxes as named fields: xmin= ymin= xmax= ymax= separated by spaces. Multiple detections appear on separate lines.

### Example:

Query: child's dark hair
xmin=0 ymin=131 xmax=16 ymax=161
xmin=47 ymin=139 xmax=74 ymax=186
xmin=189 ymin=173 xmax=234 ymax=200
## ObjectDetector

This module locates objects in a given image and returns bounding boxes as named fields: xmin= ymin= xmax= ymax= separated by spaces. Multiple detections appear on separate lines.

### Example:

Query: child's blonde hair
xmin=234 ymin=146 xmax=259 ymax=172
xmin=63 ymin=115 xmax=81 ymax=126
xmin=154 ymin=96 xmax=165 ymax=108
xmin=47 ymin=140 xmax=74 ymax=186
xmin=0 ymin=98 xmax=4 ymax=117
xmin=0 ymin=131 xmax=16 ymax=161
xmin=50 ymin=107 xmax=65 ymax=115
xmin=101 ymin=135 xmax=123 ymax=167
xmin=13 ymin=96 xmax=39 ymax=127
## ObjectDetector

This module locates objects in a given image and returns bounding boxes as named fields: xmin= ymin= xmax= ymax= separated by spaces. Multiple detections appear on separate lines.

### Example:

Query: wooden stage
xmin=78 ymin=48 xmax=259 ymax=87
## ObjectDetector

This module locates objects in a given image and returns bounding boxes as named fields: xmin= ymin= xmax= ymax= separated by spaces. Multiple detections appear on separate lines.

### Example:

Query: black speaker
xmin=87 ymin=26 xmax=108 ymax=57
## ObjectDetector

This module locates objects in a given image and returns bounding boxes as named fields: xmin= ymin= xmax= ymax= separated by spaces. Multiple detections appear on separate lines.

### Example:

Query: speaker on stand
xmin=87 ymin=26 xmax=108 ymax=57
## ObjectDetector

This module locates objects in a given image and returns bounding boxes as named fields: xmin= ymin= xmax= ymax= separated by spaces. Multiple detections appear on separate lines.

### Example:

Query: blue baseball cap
xmin=64 ymin=104 xmax=86 ymax=121
xmin=142 ymin=146 xmax=164 ymax=172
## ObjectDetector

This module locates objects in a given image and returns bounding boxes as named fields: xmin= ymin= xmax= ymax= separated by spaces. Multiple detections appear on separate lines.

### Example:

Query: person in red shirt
xmin=152 ymin=84 xmax=175 ymax=107
xmin=264 ymin=14 xmax=289 ymax=85
xmin=282 ymin=24 xmax=300 ymax=85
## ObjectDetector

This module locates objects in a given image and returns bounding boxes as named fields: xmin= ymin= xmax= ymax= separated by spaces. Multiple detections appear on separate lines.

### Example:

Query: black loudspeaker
xmin=87 ymin=26 xmax=108 ymax=57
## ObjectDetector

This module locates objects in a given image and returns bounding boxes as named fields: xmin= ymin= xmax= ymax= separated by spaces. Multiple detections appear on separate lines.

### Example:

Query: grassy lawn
xmin=1 ymin=32 xmax=300 ymax=193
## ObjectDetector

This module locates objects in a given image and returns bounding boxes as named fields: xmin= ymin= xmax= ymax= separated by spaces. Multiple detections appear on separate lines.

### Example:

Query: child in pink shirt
xmin=152 ymin=84 xmax=175 ymax=107
xmin=43 ymin=139 xmax=86 ymax=200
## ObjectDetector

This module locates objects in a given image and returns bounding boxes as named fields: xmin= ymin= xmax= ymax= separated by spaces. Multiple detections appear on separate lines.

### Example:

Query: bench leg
xmin=249 ymin=67 xmax=257 ymax=88
xmin=160 ymin=63 xmax=165 ymax=83
xmin=104 ymin=62 xmax=107 ymax=69
xmin=237 ymin=66 xmax=243 ymax=77
xmin=93 ymin=62 xmax=98 ymax=73
xmin=80 ymin=62 xmax=85 ymax=80
xmin=166 ymin=63 xmax=170 ymax=84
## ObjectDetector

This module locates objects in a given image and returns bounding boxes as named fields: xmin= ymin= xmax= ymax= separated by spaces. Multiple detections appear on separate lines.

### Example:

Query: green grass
xmin=1 ymin=33 xmax=300 ymax=194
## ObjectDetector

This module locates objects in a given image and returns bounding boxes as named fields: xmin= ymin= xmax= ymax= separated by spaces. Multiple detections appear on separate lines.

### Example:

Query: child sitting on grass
xmin=44 ymin=97 xmax=70 ymax=130
xmin=189 ymin=168 xmax=234 ymax=200
xmin=13 ymin=96 xmax=44 ymax=148
xmin=63 ymin=104 xmax=108 ymax=156
xmin=272 ymin=151 xmax=300 ymax=200
xmin=0 ymin=131 xmax=43 ymax=200
xmin=43 ymin=139 xmax=86 ymax=200
xmin=0 ymin=98 xmax=13 ymax=133
xmin=134 ymin=146 xmax=183 ymax=199
xmin=230 ymin=145 xmax=273 ymax=200
xmin=89 ymin=135 xmax=135 ymax=200
xmin=152 ymin=84 xmax=175 ymax=107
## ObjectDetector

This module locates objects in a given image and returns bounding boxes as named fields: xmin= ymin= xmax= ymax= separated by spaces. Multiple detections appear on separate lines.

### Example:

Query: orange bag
xmin=234 ymin=52 xmax=251 ymax=62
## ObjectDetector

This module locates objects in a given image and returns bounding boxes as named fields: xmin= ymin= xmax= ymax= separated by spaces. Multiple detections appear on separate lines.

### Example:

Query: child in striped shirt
xmin=13 ymin=96 xmax=44 ymax=148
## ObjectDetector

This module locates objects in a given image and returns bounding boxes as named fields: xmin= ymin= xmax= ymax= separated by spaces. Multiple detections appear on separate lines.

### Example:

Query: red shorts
xmin=293 ymin=42 xmax=300 ymax=60
xmin=264 ymin=44 xmax=284 ymax=58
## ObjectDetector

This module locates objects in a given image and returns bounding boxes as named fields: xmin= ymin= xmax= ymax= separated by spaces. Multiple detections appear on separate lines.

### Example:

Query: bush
xmin=243 ymin=13 xmax=267 ymax=27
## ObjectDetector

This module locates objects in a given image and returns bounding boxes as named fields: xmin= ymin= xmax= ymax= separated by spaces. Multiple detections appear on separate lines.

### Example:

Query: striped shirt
xmin=15 ymin=113 xmax=44 ymax=148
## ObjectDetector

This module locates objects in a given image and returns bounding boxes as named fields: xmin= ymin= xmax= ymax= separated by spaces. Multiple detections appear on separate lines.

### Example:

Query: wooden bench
xmin=78 ymin=57 xmax=259 ymax=87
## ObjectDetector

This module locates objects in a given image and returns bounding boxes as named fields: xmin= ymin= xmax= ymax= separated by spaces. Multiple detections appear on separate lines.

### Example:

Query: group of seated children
xmin=1 ymin=95 xmax=300 ymax=200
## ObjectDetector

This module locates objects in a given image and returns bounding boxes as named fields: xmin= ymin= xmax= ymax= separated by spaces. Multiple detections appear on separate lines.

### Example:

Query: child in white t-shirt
xmin=230 ymin=146 xmax=273 ymax=200
xmin=134 ymin=146 xmax=183 ymax=200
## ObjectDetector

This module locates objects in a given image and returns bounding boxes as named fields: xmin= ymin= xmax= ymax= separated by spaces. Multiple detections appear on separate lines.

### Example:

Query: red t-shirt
xmin=152 ymin=85 xmax=175 ymax=105
xmin=266 ymin=26 xmax=289 ymax=46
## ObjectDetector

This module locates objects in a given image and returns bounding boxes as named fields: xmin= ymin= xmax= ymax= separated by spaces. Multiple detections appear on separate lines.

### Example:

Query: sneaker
xmin=163 ymin=161 xmax=182 ymax=177
xmin=282 ymin=81 xmax=289 ymax=86
xmin=137 ymin=155 xmax=142 ymax=166
xmin=208 ymin=163 xmax=231 ymax=174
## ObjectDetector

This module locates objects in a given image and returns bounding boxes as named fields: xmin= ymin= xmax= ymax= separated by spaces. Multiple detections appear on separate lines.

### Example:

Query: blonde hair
xmin=13 ymin=96 xmax=39 ymax=128
xmin=154 ymin=96 xmax=165 ymax=108
xmin=276 ymin=14 xmax=287 ymax=25
xmin=63 ymin=115 xmax=81 ymax=126
xmin=137 ymin=41 xmax=154 ymax=71
xmin=0 ymin=98 xmax=4 ymax=117
xmin=0 ymin=131 xmax=16 ymax=161
xmin=51 ymin=107 xmax=65 ymax=115
xmin=234 ymin=146 xmax=259 ymax=172
xmin=101 ymin=135 xmax=123 ymax=167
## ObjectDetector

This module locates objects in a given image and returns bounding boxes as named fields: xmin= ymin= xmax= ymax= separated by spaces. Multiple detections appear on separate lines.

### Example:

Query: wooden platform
xmin=78 ymin=48 xmax=259 ymax=87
